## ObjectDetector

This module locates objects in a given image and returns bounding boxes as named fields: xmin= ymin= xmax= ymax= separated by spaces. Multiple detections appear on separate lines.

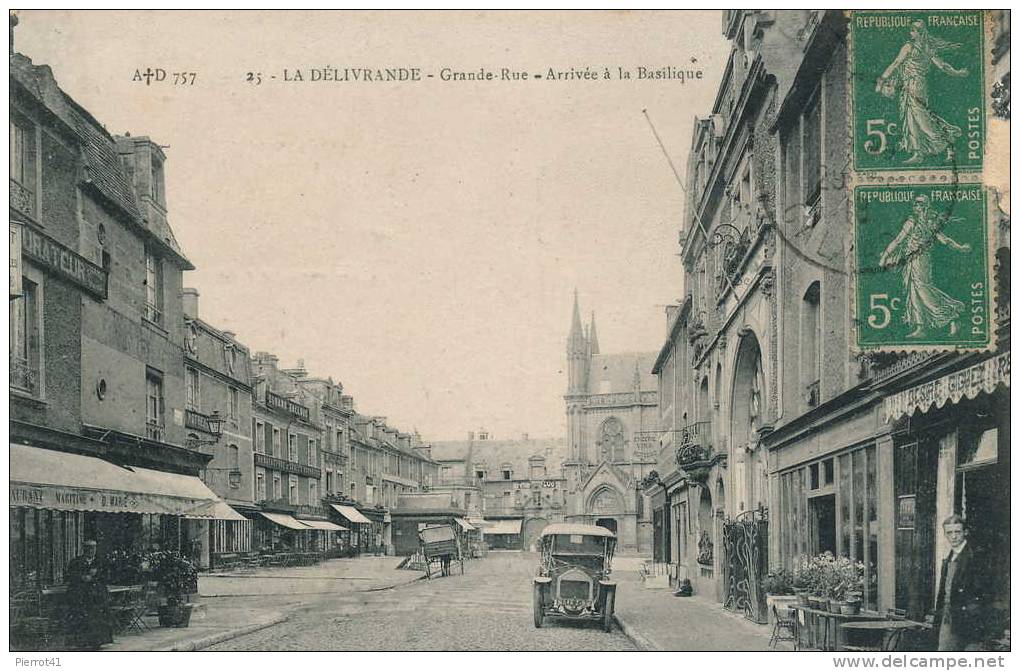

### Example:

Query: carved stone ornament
xmin=759 ymin=269 xmax=775 ymax=300
xmin=185 ymin=322 xmax=199 ymax=354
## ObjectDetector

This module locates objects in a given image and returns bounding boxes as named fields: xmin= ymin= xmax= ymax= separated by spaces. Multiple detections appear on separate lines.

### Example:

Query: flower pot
xmin=840 ymin=600 xmax=861 ymax=615
xmin=157 ymin=603 xmax=194 ymax=628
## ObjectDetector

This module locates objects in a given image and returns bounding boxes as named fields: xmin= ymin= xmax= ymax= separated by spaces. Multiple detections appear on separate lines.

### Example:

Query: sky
xmin=16 ymin=10 xmax=731 ymax=442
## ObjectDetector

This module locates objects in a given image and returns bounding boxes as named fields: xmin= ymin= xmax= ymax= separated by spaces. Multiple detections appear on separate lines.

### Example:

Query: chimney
xmin=182 ymin=288 xmax=199 ymax=319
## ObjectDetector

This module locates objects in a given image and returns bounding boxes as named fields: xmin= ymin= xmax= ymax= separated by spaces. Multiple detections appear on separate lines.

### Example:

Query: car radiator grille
xmin=558 ymin=577 xmax=592 ymax=601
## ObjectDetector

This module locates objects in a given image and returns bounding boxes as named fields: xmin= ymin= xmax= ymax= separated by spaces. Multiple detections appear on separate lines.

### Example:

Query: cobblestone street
xmin=208 ymin=553 xmax=637 ymax=651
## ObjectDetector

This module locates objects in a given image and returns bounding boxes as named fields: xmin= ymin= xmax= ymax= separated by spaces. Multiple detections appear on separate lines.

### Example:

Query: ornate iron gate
xmin=722 ymin=508 xmax=768 ymax=624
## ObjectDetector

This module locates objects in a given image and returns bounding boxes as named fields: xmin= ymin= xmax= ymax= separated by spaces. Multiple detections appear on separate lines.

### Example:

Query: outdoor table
xmin=840 ymin=619 xmax=929 ymax=652
xmin=790 ymin=604 xmax=884 ymax=651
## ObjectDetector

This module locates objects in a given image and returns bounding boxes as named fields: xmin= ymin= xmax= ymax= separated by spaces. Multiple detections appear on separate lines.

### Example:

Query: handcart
xmin=418 ymin=525 xmax=464 ymax=579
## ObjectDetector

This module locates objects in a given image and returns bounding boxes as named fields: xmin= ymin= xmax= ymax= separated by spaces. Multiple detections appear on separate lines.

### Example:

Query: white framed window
xmin=144 ymin=248 xmax=163 ymax=326
xmin=289 ymin=433 xmax=297 ymax=462
xmin=309 ymin=480 xmax=317 ymax=503
xmin=289 ymin=475 xmax=298 ymax=504
xmin=255 ymin=420 xmax=265 ymax=454
xmin=272 ymin=427 xmax=281 ymax=457
xmin=229 ymin=387 xmax=239 ymax=422
xmin=145 ymin=368 xmax=165 ymax=440
xmin=185 ymin=367 xmax=200 ymax=410
xmin=273 ymin=473 xmax=282 ymax=500
xmin=255 ymin=468 xmax=266 ymax=500
xmin=9 ymin=273 xmax=41 ymax=396
xmin=308 ymin=438 xmax=317 ymax=467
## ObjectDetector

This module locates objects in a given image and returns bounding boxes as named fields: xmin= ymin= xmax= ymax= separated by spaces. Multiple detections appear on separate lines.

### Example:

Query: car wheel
xmin=533 ymin=584 xmax=545 ymax=628
xmin=602 ymin=589 xmax=615 ymax=632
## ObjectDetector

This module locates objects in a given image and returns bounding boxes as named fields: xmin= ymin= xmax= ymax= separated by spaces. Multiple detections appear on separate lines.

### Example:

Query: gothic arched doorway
xmin=730 ymin=332 xmax=766 ymax=513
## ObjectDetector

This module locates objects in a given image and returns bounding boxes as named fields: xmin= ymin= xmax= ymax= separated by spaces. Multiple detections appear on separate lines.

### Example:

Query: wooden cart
xmin=418 ymin=525 xmax=464 ymax=579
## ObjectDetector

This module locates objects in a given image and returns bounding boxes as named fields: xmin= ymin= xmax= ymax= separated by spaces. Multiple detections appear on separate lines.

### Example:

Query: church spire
xmin=588 ymin=311 xmax=600 ymax=355
xmin=567 ymin=288 xmax=585 ymax=354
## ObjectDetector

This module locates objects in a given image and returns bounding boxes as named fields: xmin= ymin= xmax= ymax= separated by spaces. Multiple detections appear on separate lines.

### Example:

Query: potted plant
xmin=835 ymin=557 xmax=865 ymax=615
xmin=149 ymin=551 xmax=199 ymax=627
xmin=762 ymin=568 xmax=798 ymax=623
xmin=102 ymin=549 xmax=148 ymax=586
xmin=791 ymin=559 xmax=813 ymax=606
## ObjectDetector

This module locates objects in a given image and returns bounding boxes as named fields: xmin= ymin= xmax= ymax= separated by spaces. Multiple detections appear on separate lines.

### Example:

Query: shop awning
xmin=259 ymin=512 xmax=311 ymax=530
xmin=10 ymin=444 xmax=220 ymax=517
xmin=484 ymin=519 xmax=522 ymax=535
xmin=330 ymin=504 xmax=372 ymax=524
xmin=299 ymin=519 xmax=348 ymax=531
xmin=454 ymin=518 xmax=476 ymax=532
xmin=884 ymin=352 xmax=1011 ymax=422
xmin=190 ymin=500 xmax=247 ymax=522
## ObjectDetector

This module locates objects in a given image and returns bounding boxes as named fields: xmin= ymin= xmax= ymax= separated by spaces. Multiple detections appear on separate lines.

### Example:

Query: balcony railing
xmin=185 ymin=408 xmax=215 ymax=433
xmin=144 ymin=301 xmax=163 ymax=327
xmin=10 ymin=178 xmax=35 ymax=219
xmin=266 ymin=389 xmax=310 ymax=422
xmin=10 ymin=354 xmax=37 ymax=395
xmin=677 ymin=421 xmax=711 ymax=448
xmin=145 ymin=421 xmax=165 ymax=441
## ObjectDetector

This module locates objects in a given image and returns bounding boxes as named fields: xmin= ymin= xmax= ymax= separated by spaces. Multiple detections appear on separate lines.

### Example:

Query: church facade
xmin=563 ymin=293 xmax=660 ymax=553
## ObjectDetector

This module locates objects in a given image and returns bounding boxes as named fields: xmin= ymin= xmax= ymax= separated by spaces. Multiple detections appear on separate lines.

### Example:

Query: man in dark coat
xmin=64 ymin=540 xmax=113 ymax=650
xmin=934 ymin=515 xmax=990 ymax=651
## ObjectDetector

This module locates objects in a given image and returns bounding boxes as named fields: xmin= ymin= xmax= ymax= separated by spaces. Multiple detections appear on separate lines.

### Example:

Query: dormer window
xmin=150 ymin=154 xmax=165 ymax=207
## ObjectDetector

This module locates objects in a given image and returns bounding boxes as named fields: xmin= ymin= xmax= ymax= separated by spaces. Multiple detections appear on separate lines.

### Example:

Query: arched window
xmin=599 ymin=417 xmax=626 ymax=462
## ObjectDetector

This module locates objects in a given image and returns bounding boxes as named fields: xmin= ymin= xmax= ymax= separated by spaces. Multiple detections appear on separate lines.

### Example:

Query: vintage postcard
xmin=8 ymin=9 xmax=1010 ymax=660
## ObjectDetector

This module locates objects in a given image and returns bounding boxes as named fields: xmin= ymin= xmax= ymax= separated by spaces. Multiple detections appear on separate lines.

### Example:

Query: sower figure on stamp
xmin=64 ymin=539 xmax=113 ymax=650
xmin=879 ymin=195 xmax=970 ymax=338
xmin=934 ymin=515 xmax=992 ymax=651
xmin=875 ymin=20 xmax=969 ymax=165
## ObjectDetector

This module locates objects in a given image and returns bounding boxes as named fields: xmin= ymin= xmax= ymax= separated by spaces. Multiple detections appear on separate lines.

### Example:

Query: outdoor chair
xmin=110 ymin=586 xmax=149 ymax=635
xmin=769 ymin=604 xmax=799 ymax=650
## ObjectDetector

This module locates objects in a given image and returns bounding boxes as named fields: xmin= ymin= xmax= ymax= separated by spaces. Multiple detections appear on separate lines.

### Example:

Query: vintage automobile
xmin=532 ymin=523 xmax=617 ymax=631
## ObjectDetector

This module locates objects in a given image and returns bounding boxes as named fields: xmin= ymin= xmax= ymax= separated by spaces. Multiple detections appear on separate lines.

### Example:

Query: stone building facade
xmin=10 ymin=46 xmax=231 ymax=584
xmin=562 ymin=293 xmax=659 ymax=552
xmin=651 ymin=11 xmax=1010 ymax=637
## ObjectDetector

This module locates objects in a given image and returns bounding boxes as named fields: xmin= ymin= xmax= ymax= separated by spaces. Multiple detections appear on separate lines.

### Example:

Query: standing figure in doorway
xmin=934 ymin=515 xmax=991 ymax=651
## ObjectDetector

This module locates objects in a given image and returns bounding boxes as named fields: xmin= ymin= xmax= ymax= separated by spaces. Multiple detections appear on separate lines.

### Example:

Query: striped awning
xmin=330 ymin=504 xmax=372 ymax=525
xmin=484 ymin=519 xmax=522 ymax=535
xmin=299 ymin=519 xmax=348 ymax=531
xmin=259 ymin=512 xmax=311 ymax=530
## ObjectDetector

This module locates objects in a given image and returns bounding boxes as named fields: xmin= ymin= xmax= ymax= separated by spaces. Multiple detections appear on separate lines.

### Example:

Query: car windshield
xmin=548 ymin=534 xmax=606 ymax=555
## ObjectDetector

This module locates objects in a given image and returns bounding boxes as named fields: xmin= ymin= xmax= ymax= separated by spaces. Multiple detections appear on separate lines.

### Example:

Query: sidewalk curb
xmin=155 ymin=613 xmax=289 ymax=651
xmin=614 ymin=614 xmax=661 ymax=651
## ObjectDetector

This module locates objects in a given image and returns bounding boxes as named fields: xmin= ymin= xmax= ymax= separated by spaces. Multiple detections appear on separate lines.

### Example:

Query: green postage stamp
xmin=850 ymin=11 xmax=985 ymax=173
xmin=854 ymin=184 xmax=991 ymax=350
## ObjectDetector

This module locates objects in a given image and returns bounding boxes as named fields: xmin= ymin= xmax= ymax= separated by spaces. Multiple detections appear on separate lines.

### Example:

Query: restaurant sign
xmin=21 ymin=225 xmax=108 ymax=299
xmin=884 ymin=352 xmax=1010 ymax=422
xmin=10 ymin=482 xmax=212 ymax=517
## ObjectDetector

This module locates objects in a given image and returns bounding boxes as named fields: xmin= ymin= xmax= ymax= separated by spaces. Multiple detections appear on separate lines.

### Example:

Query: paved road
xmin=208 ymin=552 xmax=637 ymax=651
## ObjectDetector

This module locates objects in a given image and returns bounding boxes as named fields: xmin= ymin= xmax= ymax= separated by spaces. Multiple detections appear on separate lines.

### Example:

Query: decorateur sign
xmin=884 ymin=352 xmax=1010 ymax=422
xmin=21 ymin=225 xmax=108 ymax=299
